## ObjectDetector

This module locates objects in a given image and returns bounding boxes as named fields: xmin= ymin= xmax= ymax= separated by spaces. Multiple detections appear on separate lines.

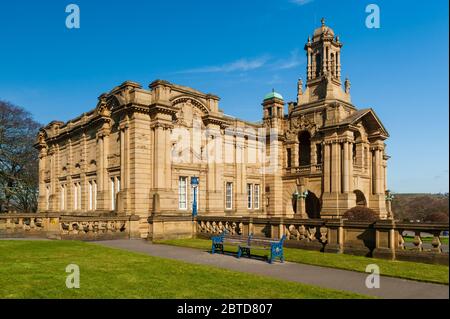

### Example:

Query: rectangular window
xmin=286 ymin=148 xmax=292 ymax=167
xmin=73 ymin=183 xmax=77 ymax=210
xmin=78 ymin=182 xmax=81 ymax=210
xmin=254 ymin=184 xmax=260 ymax=209
xmin=316 ymin=144 xmax=322 ymax=164
xmin=89 ymin=180 xmax=97 ymax=211
xmin=226 ymin=182 xmax=233 ymax=210
xmin=247 ymin=183 xmax=253 ymax=209
xmin=93 ymin=180 xmax=97 ymax=210
xmin=111 ymin=177 xmax=115 ymax=210
xmin=111 ymin=176 xmax=120 ymax=210
xmin=45 ymin=185 xmax=50 ymax=210
xmin=73 ymin=182 xmax=81 ymax=210
xmin=179 ymin=176 xmax=187 ymax=209
xmin=60 ymin=184 xmax=66 ymax=211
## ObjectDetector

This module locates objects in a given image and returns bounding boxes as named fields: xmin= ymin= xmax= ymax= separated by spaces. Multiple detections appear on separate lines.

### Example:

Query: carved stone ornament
xmin=96 ymin=96 xmax=111 ymax=117
xmin=289 ymin=115 xmax=317 ymax=136
xmin=174 ymin=108 xmax=188 ymax=127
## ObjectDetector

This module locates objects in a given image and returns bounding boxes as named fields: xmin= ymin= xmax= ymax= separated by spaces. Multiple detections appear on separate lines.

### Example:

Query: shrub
xmin=343 ymin=206 xmax=378 ymax=222
xmin=423 ymin=212 xmax=449 ymax=223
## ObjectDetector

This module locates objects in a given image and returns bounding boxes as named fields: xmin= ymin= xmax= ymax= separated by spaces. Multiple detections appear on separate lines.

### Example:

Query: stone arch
xmin=172 ymin=97 xmax=209 ymax=115
xmin=354 ymin=189 xmax=367 ymax=207
xmin=95 ymin=94 xmax=124 ymax=117
xmin=305 ymin=190 xmax=321 ymax=218
xmin=298 ymin=131 xmax=311 ymax=166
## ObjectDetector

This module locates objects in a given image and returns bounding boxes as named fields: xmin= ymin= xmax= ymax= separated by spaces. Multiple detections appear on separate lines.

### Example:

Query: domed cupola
xmin=262 ymin=89 xmax=284 ymax=120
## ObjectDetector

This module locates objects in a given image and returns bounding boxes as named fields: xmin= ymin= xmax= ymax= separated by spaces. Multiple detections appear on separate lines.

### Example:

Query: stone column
xmin=153 ymin=125 xmax=165 ymax=189
xmin=151 ymin=120 xmax=174 ymax=214
xmin=119 ymin=120 xmax=130 ymax=213
xmin=307 ymin=49 xmax=312 ymax=80
xmin=37 ymin=144 xmax=47 ymax=212
xmin=51 ymin=145 xmax=59 ymax=211
xmin=331 ymin=142 xmax=340 ymax=193
xmin=323 ymin=143 xmax=331 ymax=193
xmin=336 ymin=51 xmax=341 ymax=79
xmin=96 ymin=124 xmax=110 ymax=211
xmin=297 ymin=184 xmax=307 ymax=219
xmin=342 ymin=141 xmax=349 ymax=193
xmin=349 ymin=142 xmax=354 ymax=192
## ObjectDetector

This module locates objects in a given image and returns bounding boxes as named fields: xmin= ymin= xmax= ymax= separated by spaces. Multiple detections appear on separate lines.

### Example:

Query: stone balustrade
xmin=1 ymin=213 xmax=448 ymax=265
xmin=194 ymin=216 xmax=449 ymax=265
xmin=285 ymin=164 xmax=323 ymax=175
xmin=0 ymin=213 xmax=141 ymax=240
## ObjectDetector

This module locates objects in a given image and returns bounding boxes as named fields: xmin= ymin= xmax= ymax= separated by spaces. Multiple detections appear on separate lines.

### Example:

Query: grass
xmin=0 ymin=240 xmax=368 ymax=299
xmin=155 ymin=238 xmax=449 ymax=285
xmin=403 ymin=236 xmax=449 ymax=245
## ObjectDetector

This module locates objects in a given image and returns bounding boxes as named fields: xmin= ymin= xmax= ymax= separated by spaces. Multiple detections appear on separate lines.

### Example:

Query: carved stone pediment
xmin=289 ymin=115 xmax=317 ymax=137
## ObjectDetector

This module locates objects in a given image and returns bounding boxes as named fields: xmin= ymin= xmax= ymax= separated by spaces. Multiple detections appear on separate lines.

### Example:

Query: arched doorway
xmin=354 ymin=190 xmax=367 ymax=206
xmin=305 ymin=190 xmax=321 ymax=218
xmin=298 ymin=131 xmax=311 ymax=166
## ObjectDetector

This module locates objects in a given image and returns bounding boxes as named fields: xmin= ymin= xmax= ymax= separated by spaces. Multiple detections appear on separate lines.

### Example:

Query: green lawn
xmin=155 ymin=238 xmax=449 ymax=285
xmin=403 ymin=236 xmax=449 ymax=245
xmin=0 ymin=240 xmax=368 ymax=299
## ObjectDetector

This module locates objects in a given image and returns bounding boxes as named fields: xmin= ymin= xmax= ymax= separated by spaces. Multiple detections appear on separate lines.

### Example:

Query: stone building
xmin=35 ymin=20 xmax=390 ymax=238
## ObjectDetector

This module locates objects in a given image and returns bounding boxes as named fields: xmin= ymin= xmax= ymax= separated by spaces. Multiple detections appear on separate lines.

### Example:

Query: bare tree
xmin=0 ymin=100 xmax=41 ymax=213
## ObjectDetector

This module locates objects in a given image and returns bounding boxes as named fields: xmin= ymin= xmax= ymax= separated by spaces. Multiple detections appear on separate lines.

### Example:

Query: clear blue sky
xmin=0 ymin=0 xmax=448 ymax=193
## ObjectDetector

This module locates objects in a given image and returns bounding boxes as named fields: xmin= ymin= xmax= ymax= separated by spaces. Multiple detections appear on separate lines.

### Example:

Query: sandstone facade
xmin=35 ymin=21 xmax=390 ymax=238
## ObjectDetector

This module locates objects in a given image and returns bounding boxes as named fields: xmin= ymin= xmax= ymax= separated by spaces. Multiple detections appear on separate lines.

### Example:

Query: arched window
xmin=330 ymin=53 xmax=335 ymax=76
xmin=298 ymin=131 xmax=311 ymax=166
xmin=315 ymin=53 xmax=321 ymax=77
xmin=354 ymin=190 xmax=367 ymax=206
xmin=305 ymin=190 xmax=321 ymax=219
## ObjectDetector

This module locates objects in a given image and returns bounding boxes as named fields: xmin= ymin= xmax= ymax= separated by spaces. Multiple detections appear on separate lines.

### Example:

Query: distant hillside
xmin=392 ymin=193 xmax=449 ymax=222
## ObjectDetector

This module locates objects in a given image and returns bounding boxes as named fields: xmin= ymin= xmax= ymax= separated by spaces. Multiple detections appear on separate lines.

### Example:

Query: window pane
xmin=254 ymin=184 xmax=260 ymax=209
xmin=179 ymin=177 xmax=187 ymax=209
xmin=247 ymin=183 xmax=252 ymax=209
xmin=226 ymin=182 xmax=233 ymax=209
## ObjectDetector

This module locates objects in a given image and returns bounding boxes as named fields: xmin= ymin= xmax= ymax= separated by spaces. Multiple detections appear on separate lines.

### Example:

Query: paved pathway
xmin=95 ymin=239 xmax=449 ymax=299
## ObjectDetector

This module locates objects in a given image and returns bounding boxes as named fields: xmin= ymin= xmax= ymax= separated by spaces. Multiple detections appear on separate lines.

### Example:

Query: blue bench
xmin=211 ymin=230 xmax=252 ymax=254
xmin=211 ymin=231 xmax=286 ymax=264
xmin=237 ymin=235 xmax=286 ymax=264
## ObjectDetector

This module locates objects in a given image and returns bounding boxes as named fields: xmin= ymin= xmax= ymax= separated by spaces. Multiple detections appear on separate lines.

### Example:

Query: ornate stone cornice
xmin=148 ymin=103 xmax=178 ymax=117
xmin=323 ymin=137 xmax=353 ymax=144
xmin=150 ymin=121 xmax=174 ymax=130
xmin=202 ymin=114 xmax=229 ymax=129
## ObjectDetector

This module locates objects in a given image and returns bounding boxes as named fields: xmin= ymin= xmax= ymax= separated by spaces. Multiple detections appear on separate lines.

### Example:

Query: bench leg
xmin=212 ymin=243 xmax=223 ymax=254
xmin=237 ymin=246 xmax=242 ymax=258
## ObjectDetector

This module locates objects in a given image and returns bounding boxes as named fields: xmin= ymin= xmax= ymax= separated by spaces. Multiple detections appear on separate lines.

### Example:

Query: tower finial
xmin=321 ymin=17 xmax=325 ymax=26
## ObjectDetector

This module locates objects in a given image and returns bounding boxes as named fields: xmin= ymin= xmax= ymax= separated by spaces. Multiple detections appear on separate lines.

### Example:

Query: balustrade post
xmin=412 ymin=231 xmax=423 ymax=251
xmin=431 ymin=231 xmax=442 ymax=253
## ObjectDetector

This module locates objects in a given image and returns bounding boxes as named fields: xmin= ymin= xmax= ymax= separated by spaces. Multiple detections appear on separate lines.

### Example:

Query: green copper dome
xmin=264 ymin=89 xmax=283 ymax=100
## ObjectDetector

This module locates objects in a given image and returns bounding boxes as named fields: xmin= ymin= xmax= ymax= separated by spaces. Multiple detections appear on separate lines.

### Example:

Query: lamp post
xmin=191 ymin=177 xmax=199 ymax=219
xmin=293 ymin=189 xmax=308 ymax=218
